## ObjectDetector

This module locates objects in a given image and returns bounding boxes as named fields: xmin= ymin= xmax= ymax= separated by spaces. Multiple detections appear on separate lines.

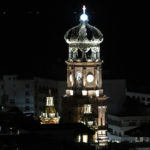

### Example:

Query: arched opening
xmin=77 ymin=49 xmax=82 ymax=59
xmin=86 ymin=49 xmax=92 ymax=59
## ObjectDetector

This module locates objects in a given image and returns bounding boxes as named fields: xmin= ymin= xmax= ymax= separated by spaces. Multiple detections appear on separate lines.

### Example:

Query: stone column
xmin=73 ymin=51 xmax=77 ymax=60
xmin=98 ymin=106 xmax=107 ymax=127
xmin=67 ymin=67 xmax=70 ymax=87
xmin=72 ymin=67 xmax=75 ymax=88
xmin=69 ymin=47 xmax=72 ymax=60
xmin=83 ymin=67 xmax=86 ymax=87
xmin=99 ymin=67 xmax=102 ymax=89
xmin=98 ymin=106 xmax=102 ymax=126
xmin=94 ymin=67 xmax=97 ymax=88
xmin=97 ymin=47 xmax=100 ymax=60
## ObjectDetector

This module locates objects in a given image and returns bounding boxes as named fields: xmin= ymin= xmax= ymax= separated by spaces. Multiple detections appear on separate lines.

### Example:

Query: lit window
xmin=82 ymin=134 xmax=88 ymax=143
xmin=70 ymin=90 xmax=74 ymax=95
xmin=82 ymin=90 xmax=87 ymax=96
xmin=102 ymin=130 xmax=106 ymax=135
xmin=98 ymin=130 xmax=101 ymax=135
xmin=49 ymin=113 xmax=55 ymax=118
xmin=77 ymin=135 xmax=81 ymax=142
xmin=88 ymin=121 xmax=93 ymax=126
xmin=42 ymin=113 xmax=47 ymax=118
xmin=96 ymin=90 xmax=99 ymax=97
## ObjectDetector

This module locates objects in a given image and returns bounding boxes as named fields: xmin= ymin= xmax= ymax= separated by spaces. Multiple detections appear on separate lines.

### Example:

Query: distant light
xmin=87 ymin=74 xmax=94 ymax=83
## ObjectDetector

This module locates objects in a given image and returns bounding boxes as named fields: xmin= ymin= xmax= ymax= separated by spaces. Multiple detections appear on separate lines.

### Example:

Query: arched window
xmin=86 ymin=49 xmax=92 ymax=59
xmin=77 ymin=49 xmax=82 ymax=59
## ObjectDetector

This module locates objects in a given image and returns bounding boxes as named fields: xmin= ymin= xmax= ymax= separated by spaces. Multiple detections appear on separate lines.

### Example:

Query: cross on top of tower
xmin=80 ymin=5 xmax=88 ymax=22
xmin=83 ymin=5 xmax=86 ymax=14
xmin=64 ymin=5 xmax=103 ymax=46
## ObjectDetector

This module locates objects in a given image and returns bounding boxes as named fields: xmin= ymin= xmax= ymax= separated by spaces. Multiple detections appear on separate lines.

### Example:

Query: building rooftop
xmin=109 ymin=113 xmax=148 ymax=117
xmin=125 ymin=124 xmax=150 ymax=137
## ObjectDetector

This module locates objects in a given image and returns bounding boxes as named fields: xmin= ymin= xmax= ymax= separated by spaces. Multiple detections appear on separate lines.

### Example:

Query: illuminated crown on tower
xmin=64 ymin=5 xmax=103 ymax=62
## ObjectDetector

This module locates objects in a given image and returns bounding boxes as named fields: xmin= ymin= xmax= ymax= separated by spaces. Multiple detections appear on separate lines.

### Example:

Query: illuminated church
xmin=62 ymin=6 xmax=109 ymax=146
xmin=40 ymin=90 xmax=60 ymax=124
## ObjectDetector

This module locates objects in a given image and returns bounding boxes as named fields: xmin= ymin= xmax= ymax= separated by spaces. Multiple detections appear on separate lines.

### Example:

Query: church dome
xmin=65 ymin=23 xmax=103 ymax=44
xmin=45 ymin=106 xmax=56 ymax=114
xmin=64 ymin=6 xmax=103 ymax=46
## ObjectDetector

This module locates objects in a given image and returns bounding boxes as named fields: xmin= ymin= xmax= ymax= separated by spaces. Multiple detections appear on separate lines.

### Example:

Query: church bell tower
xmin=62 ymin=6 xmax=109 ymax=146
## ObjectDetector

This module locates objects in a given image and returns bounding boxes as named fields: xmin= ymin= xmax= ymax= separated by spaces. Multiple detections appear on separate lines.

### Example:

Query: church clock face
xmin=87 ymin=74 xmax=94 ymax=83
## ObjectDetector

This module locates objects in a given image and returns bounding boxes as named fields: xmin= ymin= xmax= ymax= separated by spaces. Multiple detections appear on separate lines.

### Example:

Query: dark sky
xmin=0 ymin=0 xmax=150 ymax=83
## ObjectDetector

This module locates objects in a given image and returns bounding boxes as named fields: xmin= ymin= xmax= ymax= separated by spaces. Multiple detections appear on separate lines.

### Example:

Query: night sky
xmin=0 ymin=0 xmax=150 ymax=84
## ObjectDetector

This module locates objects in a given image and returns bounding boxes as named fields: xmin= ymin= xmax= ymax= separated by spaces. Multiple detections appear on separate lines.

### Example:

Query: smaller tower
xmin=40 ymin=90 xmax=60 ymax=124
xmin=97 ymin=106 xmax=108 ymax=146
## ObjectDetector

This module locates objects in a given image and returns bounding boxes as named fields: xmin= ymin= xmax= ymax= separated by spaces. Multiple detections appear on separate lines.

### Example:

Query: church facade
xmin=62 ymin=6 xmax=109 ymax=146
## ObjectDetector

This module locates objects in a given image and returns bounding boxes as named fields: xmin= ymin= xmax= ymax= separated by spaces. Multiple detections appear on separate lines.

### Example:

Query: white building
xmin=0 ymin=75 xmax=126 ymax=116
xmin=0 ymin=75 xmax=64 ymax=116
xmin=0 ymin=75 xmax=35 ymax=114
xmin=126 ymin=90 xmax=150 ymax=106
xmin=107 ymin=114 xmax=150 ymax=143
xmin=103 ymin=79 xmax=126 ymax=114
